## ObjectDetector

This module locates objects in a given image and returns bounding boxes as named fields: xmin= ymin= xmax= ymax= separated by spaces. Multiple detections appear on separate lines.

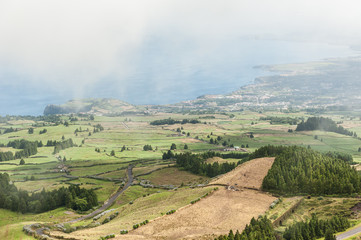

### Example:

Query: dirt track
xmin=120 ymin=157 xmax=276 ymax=240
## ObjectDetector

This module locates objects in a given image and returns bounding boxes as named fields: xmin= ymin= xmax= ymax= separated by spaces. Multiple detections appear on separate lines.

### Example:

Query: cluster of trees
xmin=162 ymin=150 xmax=175 ymax=159
xmin=93 ymin=124 xmax=104 ymax=133
xmin=204 ymin=151 xmax=249 ymax=159
xmin=248 ymin=145 xmax=289 ymax=159
xmin=0 ymin=173 xmax=97 ymax=213
xmin=150 ymin=118 xmax=201 ymax=125
xmin=216 ymin=216 xmax=277 ymax=240
xmin=325 ymin=151 xmax=354 ymax=164
xmin=162 ymin=150 xmax=249 ymax=161
xmin=170 ymin=143 xmax=177 ymax=150
xmin=39 ymin=128 xmax=47 ymax=134
xmin=262 ymin=146 xmax=361 ymax=195
xmin=2 ymin=127 xmax=17 ymax=134
xmin=217 ymin=215 xmax=347 ymax=240
xmin=0 ymin=115 xmax=61 ymax=124
xmin=53 ymin=139 xmax=74 ymax=154
xmin=0 ymin=139 xmax=38 ymax=161
xmin=175 ymin=152 xmax=237 ymax=177
xmin=0 ymin=151 xmax=14 ymax=162
xmin=74 ymin=127 xmax=89 ymax=134
xmin=260 ymin=116 xmax=300 ymax=125
xmin=284 ymin=214 xmax=348 ymax=240
xmin=296 ymin=117 xmax=356 ymax=137
xmin=143 ymin=144 xmax=153 ymax=151
xmin=46 ymin=140 xmax=59 ymax=146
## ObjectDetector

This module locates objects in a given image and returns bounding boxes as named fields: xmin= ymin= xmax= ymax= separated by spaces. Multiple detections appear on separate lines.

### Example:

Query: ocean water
xmin=0 ymin=39 xmax=358 ymax=116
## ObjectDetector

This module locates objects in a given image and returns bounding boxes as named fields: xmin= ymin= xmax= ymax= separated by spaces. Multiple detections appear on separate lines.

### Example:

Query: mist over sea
xmin=1 ymin=38 xmax=358 ymax=116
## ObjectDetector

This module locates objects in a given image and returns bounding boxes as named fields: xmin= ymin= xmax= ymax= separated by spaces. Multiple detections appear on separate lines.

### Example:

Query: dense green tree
xmin=262 ymin=146 xmax=361 ymax=195
xmin=53 ymin=139 xmax=74 ymax=154
xmin=39 ymin=129 xmax=47 ymax=134
xmin=296 ymin=117 xmax=354 ymax=136
xmin=162 ymin=150 xmax=175 ymax=160
xmin=284 ymin=215 xmax=348 ymax=240
xmin=175 ymin=152 xmax=239 ymax=178
xmin=216 ymin=216 xmax=276 ymax=240
xmin=143 ymin=144 xmax=153 ymax=151
xmin=19 ymin=159 xmax=25 ymax=165
xmin=324 ymin=229 xmax=336 ymax=240
xmin=0 ymin=173 xmax=97 ymax=213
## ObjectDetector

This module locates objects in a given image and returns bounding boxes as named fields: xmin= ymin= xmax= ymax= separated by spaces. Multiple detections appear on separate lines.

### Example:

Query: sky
xmin=1 ymin=0 xmax=361 ymax=115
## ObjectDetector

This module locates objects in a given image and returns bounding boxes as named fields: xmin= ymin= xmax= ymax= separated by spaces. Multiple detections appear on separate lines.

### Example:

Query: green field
xmin=2 ymin=110 xmax=361 ymax=239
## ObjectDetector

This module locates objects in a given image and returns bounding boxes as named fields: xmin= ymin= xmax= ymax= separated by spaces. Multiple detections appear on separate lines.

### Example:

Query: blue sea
xmin=0 ymin=38 xmax=358 ymax=116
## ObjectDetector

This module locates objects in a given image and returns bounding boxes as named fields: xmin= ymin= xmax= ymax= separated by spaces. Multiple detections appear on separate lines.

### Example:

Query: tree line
xmin=260 ymin=116 xmax=300 ymax=125
xmin=261 ymin=146 xmax=361 ymax=195
xmin=0 ymin=139 xmax=38 ymax=161
xmin=216 ymin=214 xmax=347 ymax=240
xmin=53 ymin=138 xmax=75 ymax=154
xmin=296 ymin=117 xmax=356 ymax=137
xmin=150 ymin=118 xmax=201 ymax=125
xmin=174 ymin=152 xmax=238 ymax=178
xmin=216 ymin=216 xmax=277 ymax=240
xmin=0 ymin=173 xmax=97 ymax=213
xmin=283 ymin=214 xmax=349 ymax=240
xmin=162 ymin=150 xmax=249 ymax=161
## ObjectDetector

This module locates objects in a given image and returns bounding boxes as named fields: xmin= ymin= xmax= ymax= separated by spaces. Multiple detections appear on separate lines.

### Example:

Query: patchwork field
xmin=2 ymin=110 xmax=361 ymax=239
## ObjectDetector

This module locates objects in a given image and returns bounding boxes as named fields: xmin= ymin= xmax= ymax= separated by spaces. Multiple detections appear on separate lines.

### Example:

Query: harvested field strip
xmin=211 ymin=157 xmax=275 ymax=189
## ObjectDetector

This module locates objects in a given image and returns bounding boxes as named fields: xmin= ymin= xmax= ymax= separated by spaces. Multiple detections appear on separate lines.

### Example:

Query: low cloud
xmin=0 ymin=0 xmax=360 ymax=113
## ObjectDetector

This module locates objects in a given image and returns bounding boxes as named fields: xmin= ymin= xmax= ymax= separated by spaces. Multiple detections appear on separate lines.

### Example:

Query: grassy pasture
xmin=2 ymin=110 xmax=361 ymax=239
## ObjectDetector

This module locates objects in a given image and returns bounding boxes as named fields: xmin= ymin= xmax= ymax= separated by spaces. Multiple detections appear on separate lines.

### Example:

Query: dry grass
xmin=211 ymin=157 xmax=275 ymax=190
xmin=123 ymin=189 xmax=275 ymax=240
xmin=206 ymin=157 xmax=225 ymax=164
xmin=180 ymin=138 xmax=203 ymax=144
xmin=139 ymin=167 xmax=208 ymax=186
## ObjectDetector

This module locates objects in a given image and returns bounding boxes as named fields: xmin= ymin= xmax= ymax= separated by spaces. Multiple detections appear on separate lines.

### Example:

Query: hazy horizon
xmin=1 ymin=0 xmax=361 ymax=115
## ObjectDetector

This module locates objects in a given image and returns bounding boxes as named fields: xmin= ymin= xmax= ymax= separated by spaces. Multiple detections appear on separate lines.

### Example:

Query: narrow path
xmin=66 ymin=164 xmax=133 ymax=223
xmin=337 ymin=225 xmax=361 ymax=240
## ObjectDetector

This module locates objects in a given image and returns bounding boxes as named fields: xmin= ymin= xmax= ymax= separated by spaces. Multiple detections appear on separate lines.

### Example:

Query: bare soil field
xmin=211 ymin=157 xmax=275 ymax=190
xmin=206 ymin=157 xmax=224 ymax=163
xmin=118 ymin=157 xmax=276 ymax=239
xmin=180 ymin=138 xmax=203 ymax=144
